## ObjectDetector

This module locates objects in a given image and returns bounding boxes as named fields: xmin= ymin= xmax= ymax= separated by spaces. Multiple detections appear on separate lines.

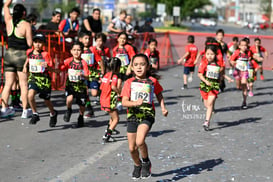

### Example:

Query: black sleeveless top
xmin=8 ymin=20 xmax=29 ymax=50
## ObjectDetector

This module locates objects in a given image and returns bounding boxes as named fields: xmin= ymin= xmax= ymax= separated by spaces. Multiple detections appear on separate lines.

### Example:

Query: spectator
xmin=26 ymin=13 xmax=37 ymax=34
xmin=59 ymin=7 xmax=80 ymax=36
xmin=81 ymin=8 xmax=102 ymax=37
xmin=134 ymin=20 xmax=140 ymax=33
xmin=139 ymin=18 xmax=154 ymax=33
xmin=107 ymin=10 xmax=127 ymax=34
xmin=46 ymin=10 xmax=62 ymax=34
xmin=125 ymin=14 xmax=134 ymax=34
xmin=1 ymin=0 xmax=32 ymax=118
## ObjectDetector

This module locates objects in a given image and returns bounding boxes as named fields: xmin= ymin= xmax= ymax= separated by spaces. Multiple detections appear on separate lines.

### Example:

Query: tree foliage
xmin=140 ymin=0 xmax=211 ymax=18
xmin=260 ymin=0 xmax=271 ymax=18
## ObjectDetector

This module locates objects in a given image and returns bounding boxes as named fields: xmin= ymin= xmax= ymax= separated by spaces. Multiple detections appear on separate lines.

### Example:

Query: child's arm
xmin=156 ymin=92 xmax=168 ymax=117
xmin=177 ymin=52 xmax=189 ymax=64
xmin=223 ymin=74 xmax=234 ymax=83
xmin=111 ymin=77 xmax=122 ymax=95
xmin=194 ymin=52 xmax=201 ymax=65
xmin=198 ymin=72 xmax=211 ymax=86
xmin=122 ymin=96 xmax=143 ymax=107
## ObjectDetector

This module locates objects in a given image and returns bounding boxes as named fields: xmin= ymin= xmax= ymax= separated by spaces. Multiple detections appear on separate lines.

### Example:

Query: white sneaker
xmin=229 ymin=68 xmax=233 ymax=76
xmin=1 ymin=107 xmax=15 ymax=118
xmin=21 ymin=109 xmax=33 ymax=119
xmin=188 ymin=76 xmax=193 ymax=83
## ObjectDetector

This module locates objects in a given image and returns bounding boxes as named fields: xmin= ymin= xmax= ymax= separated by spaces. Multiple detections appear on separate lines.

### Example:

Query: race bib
xmin=131 ymin=82 xmax=154 ymax=104
xmin=236 ymin=60 xmax=247 ymax=71
xmin=81 ymin=53 xmax=94 ymax=65
xmin=29 ymin=59 xmax=45 ymax=73
xmin=206 ymin=65 xmax=220 ymax=79
xmin=248 ymin=69 xmax=254 ymax=78
xmin=150 ymin=57 xmax=158 ymax=64
xmin=116 ymin=54 xmax=129 ymax=66
xmin=68 ymin=69 xmax=83 ymax=82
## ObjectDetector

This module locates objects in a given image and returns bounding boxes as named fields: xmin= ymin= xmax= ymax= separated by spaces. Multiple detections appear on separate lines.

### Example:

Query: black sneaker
xmin=141 ymin=161 xmax=151 ymax=179
xmin=132 ymin=165 xmax=142 ymax=180
xmin=241 ymin=102 xmax=248 ymax=110
xmin=49 ymin=110 xmax=58 ymax=127
xmin=112 ymin=129 xmax=120 ymax=135
xmin=63 ymin=109 xmax=72 ymax=122
xmin=29 ymin=114 xmax=40 ymax=125
xmin=102 ymin=133 xmax=116 ymax=143
xmin=84 ymin=106 xmax=94 ymax=119
xmin=77 ymin=115 xmax=84 ymax=127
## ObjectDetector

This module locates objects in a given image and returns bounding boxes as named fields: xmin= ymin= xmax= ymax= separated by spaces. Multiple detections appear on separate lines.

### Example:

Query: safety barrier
xmin=0 ymin=30 xmax=273 ymax=93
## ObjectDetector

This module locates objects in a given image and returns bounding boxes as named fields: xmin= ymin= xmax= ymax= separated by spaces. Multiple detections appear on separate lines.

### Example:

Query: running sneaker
xmin=132 ymin=165 xmax=142 ymax=180
xmin=77 ymin=115 xmax=84 ymax=127
xmin=21 ymin=109 xmax=32 ymax=119
xmin=260 ymin=75 xmax=264 ymax=80
xmin=84 ymin=106 xmax=94 ymax=119
xmin=141 ymin=161 xmax=152 ymax=179
xmin=102 ymin=133 xmax=116 ymax=143
xmin=1 ymin=107 xmax=15 ymax=118
xmin=63 ymin=109 xmax=72 ymax=122
xmin=112 ymin=129 xmax=120 ymax=135
xmin=181 ymin=85 xmax=188 ymax=90
xmin=188 ymin=75 xmax=193 ymax=83
xmin=29 ymin=114 xmax=40 ymax=124
xmin=203 ymin=120 xmax=210 ymax=131
xmin=12 ymin=103 xmax=23 ymax=112
xmin=49 ymin=110 xmax=58 ymax=127
xmin=241 ymin=102 xmax=248 ymax=109
xmin=248 ymin=91 xmax=254 ymax=97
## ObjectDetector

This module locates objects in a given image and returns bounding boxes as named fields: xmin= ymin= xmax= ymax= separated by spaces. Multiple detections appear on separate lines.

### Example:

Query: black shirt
xmin=81 ymin=16 xmax=102 ymax=33
xmin=46 ymin=21 xmax=59 ymax=34
xmin=139 ymin=24 xmax=154 ymax=33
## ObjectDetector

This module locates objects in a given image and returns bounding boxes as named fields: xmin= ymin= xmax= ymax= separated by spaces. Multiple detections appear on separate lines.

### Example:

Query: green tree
xmin=260 ymin=0 xmax=270 ymax=17
xmin=54 ymin=1 xmax=77 ymax=15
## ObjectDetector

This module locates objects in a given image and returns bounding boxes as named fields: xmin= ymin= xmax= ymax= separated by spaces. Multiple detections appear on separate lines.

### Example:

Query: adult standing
xmin=125 ymin=14 xmax=134 ymax=34
xmin=58 ymin=7 xmax=80 ymax=36
xmin=81 ymin=8 xmax=102 ymax=37
xmin=1 ymin=0 xmax=32 ymax=118
xmin=46 ymin=10 xmax=62 ymax=34
xmin=107 ymin=10 xmax=127 ymax=34
xmin=139 ymin=18 xmax=154 ymax=33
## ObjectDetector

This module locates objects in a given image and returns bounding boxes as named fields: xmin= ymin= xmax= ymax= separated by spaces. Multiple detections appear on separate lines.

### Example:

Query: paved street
xmin=0 ymin=65 xmax=273 ymax=182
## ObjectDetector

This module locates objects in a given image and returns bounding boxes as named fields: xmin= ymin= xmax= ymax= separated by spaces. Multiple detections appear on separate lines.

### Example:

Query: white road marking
xmin=49 ymin=140 xmax=127 ymax=182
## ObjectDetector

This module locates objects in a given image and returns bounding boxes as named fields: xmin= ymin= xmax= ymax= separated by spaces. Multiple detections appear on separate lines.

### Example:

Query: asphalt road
xmin=1 ymin=65 xmax=273 ymax=182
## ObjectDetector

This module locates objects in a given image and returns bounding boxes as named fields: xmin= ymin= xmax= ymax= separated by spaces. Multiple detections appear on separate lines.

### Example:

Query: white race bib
xmin=68 ymin=69 xmax=83 ymax=82
xmin=29 ymin=59 xmax=46 ymax=73
xmin=236 ymin=60 xmax=247 ymax=71
xmin=206 ymin=65 xmax=220 ymax=79
xmin=81 ymin=53 xmax=95 ymax=65
xmin=116 ymin=54 xmax=129 ymax=66
xmin=131 ymin=82 xmax=154 ymax=104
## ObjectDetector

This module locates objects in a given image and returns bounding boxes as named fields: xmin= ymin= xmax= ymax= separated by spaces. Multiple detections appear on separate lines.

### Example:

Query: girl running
xmin=100 ymin=57 xmax=122 ymax=142
xmin=112 ymin=32 xmax=136 ymax=80
xmin=121 ymin=54 xmax=168 ymax=180
xmin=199 ymin=44 xmax=233 ymax=131
xmin=144 ymin=38 xmax=160 ymax=70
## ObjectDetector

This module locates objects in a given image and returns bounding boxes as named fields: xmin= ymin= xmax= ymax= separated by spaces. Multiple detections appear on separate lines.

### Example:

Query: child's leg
xmin=79 ymin=105 xmax=85 ymax=116
xmin=108 ymin=110 xmax=119 ymax=131
xmin=136 ymin=123 xmax=150 ymax=161
xmin=44 ymin=99 xmax=55 ymax=115
xmin=66 ymin=95 xmax=73 ymax=109
xmin=241 ymin=78 xmax=248 ymax=104
xmin=205 ymin=95 xmax=216 ymax=122
xmin=127 ymin=132 xmax=141 ymax=166
xmin=28 ymin=89 xmax=37 ymax=113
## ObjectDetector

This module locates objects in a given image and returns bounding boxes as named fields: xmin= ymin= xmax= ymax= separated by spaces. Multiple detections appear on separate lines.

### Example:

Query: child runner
xmin=198 ymin=44 xmax=233 ymax=131
xmin=100 ymin=57 xmax=122 ymax=142
xmin=121 ymin=54 xmax=168 ymax=179
xmin=215 ymin=29 xmax=228 ymax=92
xmin=22 ymin=33 xmax=59 ymax=126
xmin=77 ymin=31 xmax=96 ymax=118
xmin=112 ymin=32 xmax=136 ymax=81
xmin=249 ymin=37 xmax=268 ymax=80
xmin=177 ymin=35 xmax=198 ymax=89
xmin=144 ymin=38 xmax=160 ymax=70
xmin=247 ymin=56 xmax=259 ymax=97
xmin=230 ymin=39 xmax=251 ymax=109
xmin=60 ymin=41 xmax=90 ymax=127
xmin=227 ymin=36 xmax=239 ymax=76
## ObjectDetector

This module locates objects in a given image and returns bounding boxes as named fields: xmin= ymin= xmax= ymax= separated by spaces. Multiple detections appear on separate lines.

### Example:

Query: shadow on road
xmin=210 ymin=117 xmax=261 ymax=131
xmin=153 ymin=158 xmax=224 ymax=181
xmin=148 ymin=129 xmax=176 ymax=138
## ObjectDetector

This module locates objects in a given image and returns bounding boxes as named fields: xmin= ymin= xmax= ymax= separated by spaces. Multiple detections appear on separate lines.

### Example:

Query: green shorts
xmin=4 ymin=48 xmax=27 ymax=72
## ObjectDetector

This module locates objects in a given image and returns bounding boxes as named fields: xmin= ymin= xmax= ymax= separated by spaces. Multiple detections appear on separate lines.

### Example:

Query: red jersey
xmin=184 ymin=44 xmax=198 ymax=67
xmin=230 ymin=49 xmax=252 ymax=71
xmin=121 ymin=76 xmax=163 ymax=111
xmin=198 ymin=58 xmax=224 ymax=77
xmin=144 ymin=49 xmax=160 ymax=64
xmin=100 ymin=72 xmax=119 ymax=109
xmin=60 ymin=57 xmax=89 ymax=77
xmin=90 ymin=46 xmax=111 ymax=69
xmin=249 ymin=45 xmax=266 ymax=55
xmin=112 ymin=44 xmax=136 ymax=66
xmin=26 ymin=49 xmax=53 ymax=75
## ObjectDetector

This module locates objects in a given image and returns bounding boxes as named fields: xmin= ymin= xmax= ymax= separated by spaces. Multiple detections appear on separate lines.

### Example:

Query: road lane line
xmin=49 ymin=140 xmax=127 ymax=182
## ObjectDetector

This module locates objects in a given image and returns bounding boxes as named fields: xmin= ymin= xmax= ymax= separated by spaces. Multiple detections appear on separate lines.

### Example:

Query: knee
xmin=136 ymin=140 xmax=145 ymax=148
xmin=129 ymin=145 xmax=137 ymax=153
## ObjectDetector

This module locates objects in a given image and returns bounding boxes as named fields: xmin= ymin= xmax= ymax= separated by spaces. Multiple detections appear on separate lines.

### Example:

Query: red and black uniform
xmin=27 ymin=49 xmax=53 ymax=100
xmin=100 ymin=72 xmax=119 ymax=111
xmin=60 ymin=57 xmax=89 ymax=106
xmin=144 ymin=49 xmax=160 ymax=66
